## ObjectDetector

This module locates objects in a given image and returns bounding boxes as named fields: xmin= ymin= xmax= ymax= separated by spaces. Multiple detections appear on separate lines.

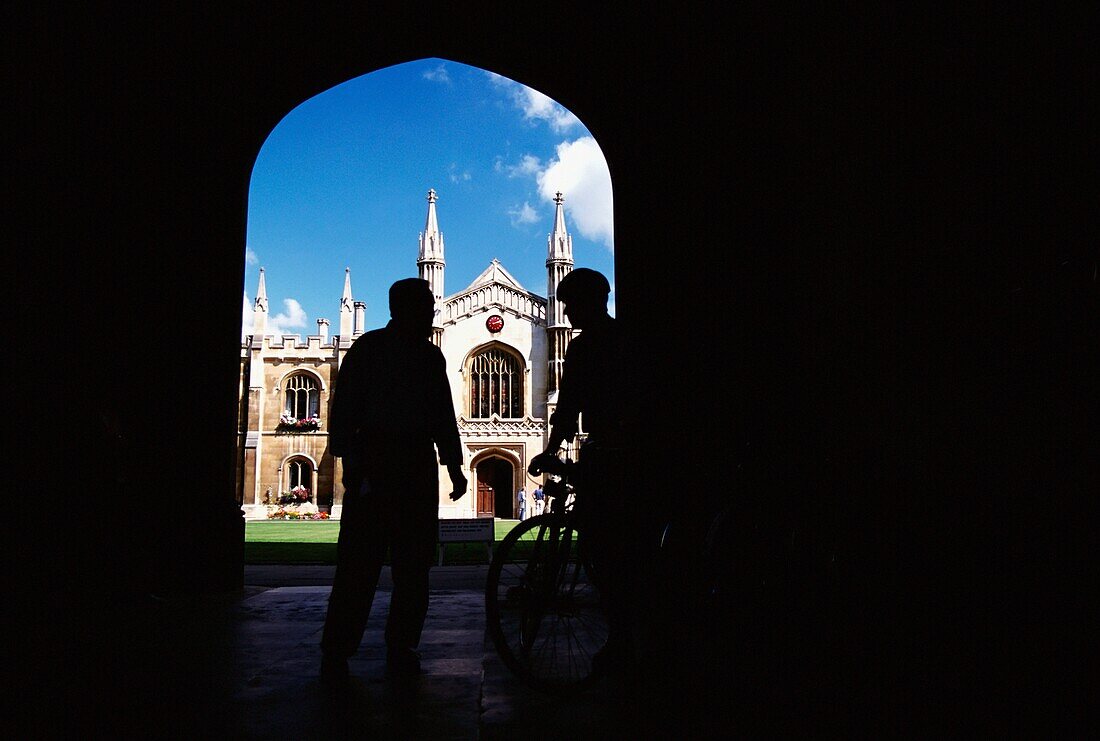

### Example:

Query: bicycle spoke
xmin=486 ymin=511 xmax=609 ymax=693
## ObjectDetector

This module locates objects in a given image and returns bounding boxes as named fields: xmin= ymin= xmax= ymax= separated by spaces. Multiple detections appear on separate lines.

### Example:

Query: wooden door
xmin=476 ymin=479 xmax=495 ymax=518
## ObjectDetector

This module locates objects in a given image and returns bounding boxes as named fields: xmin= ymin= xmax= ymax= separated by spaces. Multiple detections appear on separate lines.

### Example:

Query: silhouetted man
xmin=528 ymin=267 xmax=635 ymax=677
xmin=320 ymin=278 xmax=467 ymax=686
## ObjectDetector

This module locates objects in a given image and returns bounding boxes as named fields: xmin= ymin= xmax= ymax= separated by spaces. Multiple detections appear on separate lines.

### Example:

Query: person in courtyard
xmin=532 ymin=483 xmax=545 ymax=515
xmin=320 ymin=278 xmax=467 ymax=687
xmin=516 ymin=485 xmax=527 ymax=521
xmin=527 ymin=267 xmax=636 ymax=679
xmin=563 ymin=482 xmax=576 ymax=511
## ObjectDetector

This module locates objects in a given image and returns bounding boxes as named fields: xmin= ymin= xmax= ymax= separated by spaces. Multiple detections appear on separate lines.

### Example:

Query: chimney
xmin=353 ymin=301 xmax=366 ymax=336
xmin=317 ymin=318 xmax=329 ymax=342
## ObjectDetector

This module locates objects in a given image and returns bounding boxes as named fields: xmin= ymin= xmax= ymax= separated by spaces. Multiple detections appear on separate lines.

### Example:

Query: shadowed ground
xmin=60 ymin=565 xmax=708 ymax=739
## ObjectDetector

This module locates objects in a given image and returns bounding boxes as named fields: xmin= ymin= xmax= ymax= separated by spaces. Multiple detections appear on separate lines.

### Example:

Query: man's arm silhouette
xmin=529 ymin=407 xmax=576 ymax=476
xmin=428 ymin=348 xmax=467 ymax=501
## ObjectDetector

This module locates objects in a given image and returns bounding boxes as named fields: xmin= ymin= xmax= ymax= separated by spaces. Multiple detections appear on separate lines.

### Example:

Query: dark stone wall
xmin=13 ymin=4 xmax=1093 ymax=734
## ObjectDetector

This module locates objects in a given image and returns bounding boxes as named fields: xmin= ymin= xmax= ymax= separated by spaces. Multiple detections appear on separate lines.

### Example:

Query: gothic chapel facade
xmin=237 ymin=189 xmax=582 ymax=520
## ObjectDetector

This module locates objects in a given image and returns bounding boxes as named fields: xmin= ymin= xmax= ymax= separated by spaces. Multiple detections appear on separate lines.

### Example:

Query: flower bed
xmin=278 ymin=485 xmax=312 ymax=506
xmin=267 ymin=508 xmax=330 ymax=520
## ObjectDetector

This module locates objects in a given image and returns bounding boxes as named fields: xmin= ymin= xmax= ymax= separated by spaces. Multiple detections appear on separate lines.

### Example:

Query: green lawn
xmin=245 ymin=519 xmax=533 ymax=565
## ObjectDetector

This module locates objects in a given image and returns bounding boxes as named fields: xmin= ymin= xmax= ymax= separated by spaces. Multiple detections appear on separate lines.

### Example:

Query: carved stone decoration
xmin=458 ymin=415 xmax=546 ymax=437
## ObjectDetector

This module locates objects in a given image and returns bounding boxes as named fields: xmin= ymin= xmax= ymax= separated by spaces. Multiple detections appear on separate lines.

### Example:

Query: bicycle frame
xmin=485 ymin=457 xmax=608 ymax=694
xmin=516 ymin=513 xmax=583 ymax=655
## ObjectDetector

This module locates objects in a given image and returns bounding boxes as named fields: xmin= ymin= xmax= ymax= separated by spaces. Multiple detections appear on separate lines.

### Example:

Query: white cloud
xmin=519 ymin=87 xmax=581 ymax=133
xmin=505 ymin=154 xmax=541 ymax=178
xmin=535 ymin=137 xmax=614 ymax=250
xmin=448 ymin=163 xmax=472 ymax=183
xmin=487 ymin=72 xmax=580 ymax=133
xmin=508 ymin=201 xmax=540 ymax=226
xmin=268 ymin=298 xmax=308 ymax=336
xmin=423 ymin=64 xmax=450 ymax=84
xmin=245 ymin=247 xmax=259 ymax=265
xmin=241 ymin=294 xmax=308 ymax=340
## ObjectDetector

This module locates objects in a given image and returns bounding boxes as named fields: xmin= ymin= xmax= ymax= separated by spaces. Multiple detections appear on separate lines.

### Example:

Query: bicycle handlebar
xmin=527 ymin=452 xmax=574 ymax=477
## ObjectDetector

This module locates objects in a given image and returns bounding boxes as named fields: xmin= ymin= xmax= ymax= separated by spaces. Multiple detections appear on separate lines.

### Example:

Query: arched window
xmin=470 ymin=348 xmax=523 ymax=418
xmin=280 ymin=456 xmax=313 ymax=504
xmin=283 ymin=374 xmax=320 ymax=421
xmin=288 ymin=458 xmax=311 ymax=490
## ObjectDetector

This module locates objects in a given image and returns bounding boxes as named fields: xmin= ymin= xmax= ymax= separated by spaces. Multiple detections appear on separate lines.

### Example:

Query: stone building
xmin=237 ymin=189 xmax=583 ymax=520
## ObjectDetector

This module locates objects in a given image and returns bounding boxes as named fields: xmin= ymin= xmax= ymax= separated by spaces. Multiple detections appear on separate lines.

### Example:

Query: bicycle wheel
xmin=485 ymin=512 xmax=608 ymax=694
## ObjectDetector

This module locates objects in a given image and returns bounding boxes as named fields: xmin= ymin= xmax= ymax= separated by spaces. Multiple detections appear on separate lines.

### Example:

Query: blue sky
xmin=241 ymin=58 xmax=615 ymax=340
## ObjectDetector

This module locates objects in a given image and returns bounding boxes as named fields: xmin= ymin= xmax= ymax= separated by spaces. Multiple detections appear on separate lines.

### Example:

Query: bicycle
xmin=484 ymin=456 xmax=608 ymax=695
xmin=485 ymin=454 xmax=762 ymax=698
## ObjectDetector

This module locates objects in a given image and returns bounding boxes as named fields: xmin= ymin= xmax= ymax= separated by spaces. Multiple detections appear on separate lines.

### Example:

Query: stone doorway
xmin=475 ymin=457 xmax=514 ymax=518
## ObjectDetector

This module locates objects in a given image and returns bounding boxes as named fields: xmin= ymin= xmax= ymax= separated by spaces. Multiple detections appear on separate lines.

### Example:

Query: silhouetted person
xmin=320 ymin=278 xmax=467 ymax=687
xmin=528 ymin=267 xmax=636 ymax=678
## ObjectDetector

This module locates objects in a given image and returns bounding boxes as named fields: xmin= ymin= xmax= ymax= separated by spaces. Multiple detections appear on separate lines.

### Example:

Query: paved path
xmin=143 ymin=567 xmax=640 ymax=739
xmin=228 ymin=586 xmax=488 ymax=738
xmin=242 ymin=564 xmax=491 ymax=590
xmin=60 ymin=566 xmax=722 ymax=738
xmin=237 ymin=565 xmax=648 ymax=738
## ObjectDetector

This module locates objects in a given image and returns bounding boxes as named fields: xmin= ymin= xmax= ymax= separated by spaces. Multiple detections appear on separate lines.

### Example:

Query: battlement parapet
xmin=242 ymin=334 xmax=346 ymax=359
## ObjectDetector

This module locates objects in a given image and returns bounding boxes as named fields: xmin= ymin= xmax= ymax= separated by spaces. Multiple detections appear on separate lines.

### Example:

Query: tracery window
xmin=279 ymin=457 xmax=313 ymax=504
xmin=288 ymin=458 xmax=311 ymax=490
xmin=283 ymin=374 xmax=320 ymax=421
xmin=470 ymin=348 xmax=523 ymax=418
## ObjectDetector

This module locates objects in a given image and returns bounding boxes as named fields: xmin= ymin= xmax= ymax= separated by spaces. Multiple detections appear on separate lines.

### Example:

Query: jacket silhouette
xmin=321 ymin=278 xmax=466 ymax=683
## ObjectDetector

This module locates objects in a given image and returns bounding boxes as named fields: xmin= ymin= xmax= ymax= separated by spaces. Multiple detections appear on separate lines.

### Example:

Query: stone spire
xmin=252 ymin=267 xmax=268 ymax=336
xmin=548 ymin=191 xmax=573 ymax=263
xmin=545 ymin=192 xmax=575 ymax=393
xmin=339 ymin=267 xmax=354 ymax=339
xmin=418 ymin=188 xmax=446 ymax=308
xmin=546 ymin=191 xmax=575 ymax=329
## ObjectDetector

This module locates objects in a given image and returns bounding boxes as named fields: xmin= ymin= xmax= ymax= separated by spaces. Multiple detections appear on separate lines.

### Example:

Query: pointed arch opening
xmin=467 ymin=343 xmax=525 ymax=419
xmin=470 ymin=447 xmax=524 ymax=519
xmin=237 ymin=56 xmax=615 ymax=521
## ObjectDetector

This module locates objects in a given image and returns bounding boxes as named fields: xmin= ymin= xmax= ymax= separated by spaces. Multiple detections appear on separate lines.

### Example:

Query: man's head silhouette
xmin=389 ymin=278 xmax=435 ymax=338
xmin=556 ymin=268 xmax=610 ymax=330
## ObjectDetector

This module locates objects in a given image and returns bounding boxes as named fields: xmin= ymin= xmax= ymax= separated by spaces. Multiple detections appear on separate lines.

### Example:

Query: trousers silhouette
xmin=321 ymin=447 xmax=438 ymax=659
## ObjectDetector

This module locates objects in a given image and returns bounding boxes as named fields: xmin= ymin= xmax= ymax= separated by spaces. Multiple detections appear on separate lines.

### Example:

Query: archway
xmin=239 ymin=58 xmax=615 ymax=522
xmin=240 ymin=57 xmax=615 ymax=344
xmin=475 ymin=457 xmax=515 ymax=519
